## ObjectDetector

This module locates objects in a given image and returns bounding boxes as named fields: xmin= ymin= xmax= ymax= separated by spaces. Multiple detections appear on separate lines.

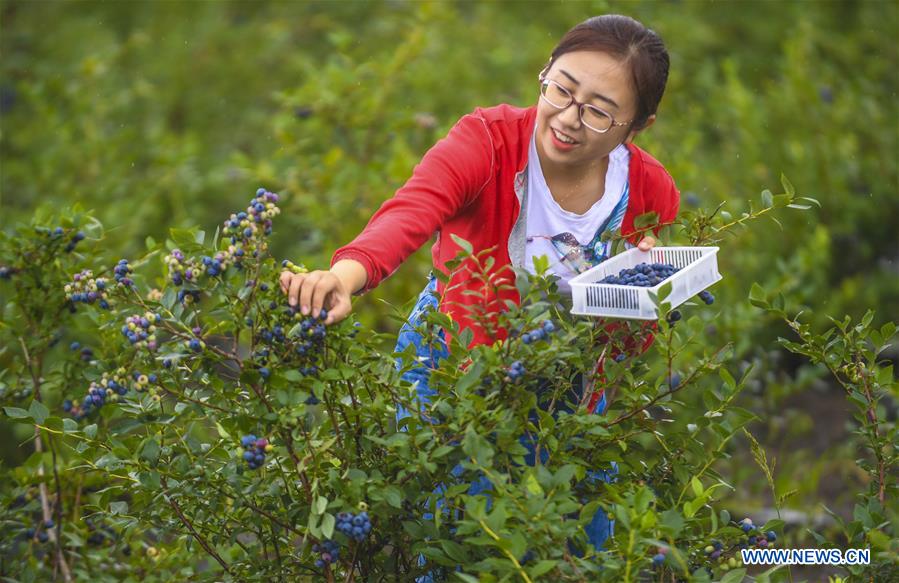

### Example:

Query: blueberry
xmin=70 ymin=341 xmax=81 ymax=351
xmin=766 ymin=530 xmax=777 ymax=542
xmin=259 ymin=367 xmax=270 ymax=379
xmin=652 ymin=553 xmax=665 ymax=566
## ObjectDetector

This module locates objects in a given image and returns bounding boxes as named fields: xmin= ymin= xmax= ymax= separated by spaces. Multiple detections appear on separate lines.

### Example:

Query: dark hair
xmin=543 ymin=15 xmax=670 ymax=132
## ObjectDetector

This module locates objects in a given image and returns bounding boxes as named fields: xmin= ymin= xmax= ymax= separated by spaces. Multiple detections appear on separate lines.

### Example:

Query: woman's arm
xmin=281 ymin=111 xmax=496 ymax=324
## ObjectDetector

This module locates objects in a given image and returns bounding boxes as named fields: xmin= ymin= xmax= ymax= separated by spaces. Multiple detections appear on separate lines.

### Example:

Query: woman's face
xmin=535 ymin=50 xmax=643 ymax=171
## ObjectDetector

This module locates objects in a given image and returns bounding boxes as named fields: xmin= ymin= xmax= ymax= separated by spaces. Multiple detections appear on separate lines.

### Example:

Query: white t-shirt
xmin=524 ymin=127 xmax=631 ymax=294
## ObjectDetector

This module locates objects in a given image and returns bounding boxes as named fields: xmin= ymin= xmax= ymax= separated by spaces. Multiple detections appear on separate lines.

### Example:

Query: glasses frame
xmin=538 ymin=77 xmax=632 ymax=134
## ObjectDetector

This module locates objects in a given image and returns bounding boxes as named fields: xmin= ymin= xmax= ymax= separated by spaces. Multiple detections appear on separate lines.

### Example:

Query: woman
xmin=281 ymin=13 xmax=679 ymax=558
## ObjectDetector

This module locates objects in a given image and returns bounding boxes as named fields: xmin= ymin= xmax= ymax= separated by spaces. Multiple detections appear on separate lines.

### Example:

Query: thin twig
xmin=161 ymin=477 xmax=231 ymax=574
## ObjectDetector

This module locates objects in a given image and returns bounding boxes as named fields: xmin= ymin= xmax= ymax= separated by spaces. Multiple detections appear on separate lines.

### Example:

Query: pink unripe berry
xmin=255 ymin=438 xmax=268 ymax=449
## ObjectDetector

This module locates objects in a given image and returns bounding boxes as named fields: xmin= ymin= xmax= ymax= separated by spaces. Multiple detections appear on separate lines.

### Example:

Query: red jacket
xmin=332 ymin=104 xmax=680 ymax=352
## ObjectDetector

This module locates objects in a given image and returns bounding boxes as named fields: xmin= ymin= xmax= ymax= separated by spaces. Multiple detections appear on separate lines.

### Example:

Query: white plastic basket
xmin=569 ymin=246 xmax=722 ymax=320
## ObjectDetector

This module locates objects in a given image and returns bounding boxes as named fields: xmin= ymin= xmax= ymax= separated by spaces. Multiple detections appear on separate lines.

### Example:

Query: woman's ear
xmin=625 ymin=114 xmax=656 ymax=144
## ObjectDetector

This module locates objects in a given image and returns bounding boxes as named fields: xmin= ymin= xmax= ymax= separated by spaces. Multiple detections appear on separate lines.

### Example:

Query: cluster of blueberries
xmin=113 ymin=259 xmax=134 ymax=287
xmin=62 ymin=230 xmax=86 ymax=253
xmin=312 ymin=539 xmax=340 ymax=569
xmin=121 ymin=312 xmax=162 ymax=351
xmin=254 ymin=301 xmax=329 ymax=381
xmin=240 ymin=435 xmax=272 ymax=470
xmin=24 ymin=519 xmax=54 ymax=543
xmin=186 ymin=334 xmax=205 ymax=353
xmin=698 ymin=518 xmax=777 ymax=573
xmin=520 ymin=319 xmax=555 ymax=344
xmin=45 ymin=226 xmax=85 ymax=253
xmin=504 ymin=360 xmax=526 ymax=384
xmin=222 ymin=188 xmax=281 ymax=246
xmin=336 ymin=511 xmax=372 ymax=542
xmin=64 ymin=269 xmax=111 ymax=310
xmin=165 ymin=248 xmax=242 ymax=286
xmin=65 ymin=371 xmax=131 ymax=420
xmin=69 ymin=342 xmax=94 ymax=362
xmin=176 ymin=289 xmax=202 ymax=305
xmin=740 ymin=517 xmax=776 ymax=547
xmin=599 ymin=262 xmax=680 ymax=287
xmin=598 ymin=262 xmax=716 ymax=311
xmin=697 ymin=290 xmax=715 ymax=305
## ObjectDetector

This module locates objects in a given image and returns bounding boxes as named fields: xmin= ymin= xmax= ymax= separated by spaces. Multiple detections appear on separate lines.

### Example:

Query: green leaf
xmin=140 ymin=439 xmax=161 ymax=464
xmin=454 ymin=361 xmax=484 ymax=395
xmin=780 ymin=174 xmax=795 ymax=196
xmin=749 ymin=283 xmax=769 ymax=309
xmin=109 ymin=501 xmax=129 ymax=515
xmin=29 ymin=400 xmax=49 ymax=425
xmin=691 ymin=476 xmax=703 ymax=498
xmin=760 ymin=189 xmax=773 ymax=207
xmin=450 ymin=233 xmax=473 ymax=255
xmin=3 ymin=407 xmax=30 ymax=419
xmin=531 ymin=560 xmax=558 ymax=577
xmin=314 ymin=496 xmax=328 ymax=515
xmin=524 ymin=473 xmax=544 ymax=496
xmin=215 ymin=422 xmax=231 ymax=440
xmin=720 ymin=568 xmax=747 ymax=583
xmin=633 ymin=211 xmax=660 ymax=230
xmin=321 ymin=513 xmax=335 ymax=539
xmin=138 ymin=471 xmax=161 ymax=490
xmin=169 ymin=228 xmax=197 ymax=249
xmin=84 ymin=424 xmax=98 ymax=439
xmin=440 ymin=540 xmax=467 ymax=563
xmin=384 ymin=486 xmax=403 ymax=509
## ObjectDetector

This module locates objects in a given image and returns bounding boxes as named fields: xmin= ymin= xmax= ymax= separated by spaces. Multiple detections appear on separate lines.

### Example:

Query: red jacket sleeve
xmin=331 ymin=114 xmax=495 ymax=293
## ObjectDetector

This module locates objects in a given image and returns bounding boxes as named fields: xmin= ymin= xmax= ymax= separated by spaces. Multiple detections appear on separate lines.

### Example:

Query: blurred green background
xmin=2 ymin=0 xmax=897 ymax=566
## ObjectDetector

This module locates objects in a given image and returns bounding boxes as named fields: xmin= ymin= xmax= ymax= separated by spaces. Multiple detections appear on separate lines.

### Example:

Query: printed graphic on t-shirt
xmin=527 ymin=183 xmax=629 ymax=276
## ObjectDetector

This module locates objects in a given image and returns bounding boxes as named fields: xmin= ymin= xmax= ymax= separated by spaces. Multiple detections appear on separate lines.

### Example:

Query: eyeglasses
xmin=539 ymin=77 xmax=631 ymax=133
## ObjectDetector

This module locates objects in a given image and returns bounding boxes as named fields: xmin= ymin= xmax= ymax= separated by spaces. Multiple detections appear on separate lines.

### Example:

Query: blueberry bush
xmin=2 ymin=3 xmax=897 ymax=581
xmin=1 ymin=181 xmax=895 ymax=581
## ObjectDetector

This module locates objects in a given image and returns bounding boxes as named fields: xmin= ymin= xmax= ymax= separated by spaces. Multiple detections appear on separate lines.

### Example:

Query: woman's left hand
xmin=637 ymin=236 xmax=656 ymax=251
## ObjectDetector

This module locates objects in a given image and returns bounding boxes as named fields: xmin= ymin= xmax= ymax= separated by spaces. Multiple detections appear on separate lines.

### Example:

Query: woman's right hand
xmin=278 ymin=259 xmax=367 ymax=326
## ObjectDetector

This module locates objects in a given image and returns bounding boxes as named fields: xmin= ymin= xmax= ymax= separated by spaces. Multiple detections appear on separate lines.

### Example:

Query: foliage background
xmin=1 ymin=0 xmax=897 ymax=580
